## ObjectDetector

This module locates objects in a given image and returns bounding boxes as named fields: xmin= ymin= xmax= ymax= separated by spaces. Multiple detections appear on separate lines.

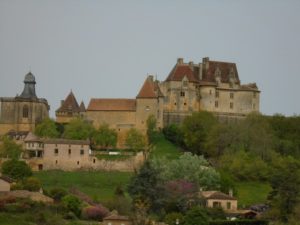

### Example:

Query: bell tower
xmin=20 ymin=72 xmax=37 ymax=99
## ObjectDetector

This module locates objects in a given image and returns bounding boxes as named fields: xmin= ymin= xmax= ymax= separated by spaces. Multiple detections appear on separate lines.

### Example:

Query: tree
xmin=92 ymin=123 xmax=117 ymax=149
xmin=34 ymin=118 xmax=59 ymax=138
xmin=181 ymin=112 xmax=217 ymax=155
xmin=183 ymin=206 xmax=209 ymax=225
xmin=164 ymin=212 xmax=184 ymax=225
xmin=0 ymin=136 xmax=22 ymax=159
xmin=63 ymin=118 xmax=94 ymax=140
xmin=1 ymin=159 xmax=32 ymax=180
xmin=146 ymin=114 xmax=157 ymax=144
xmin=128 ymin=160 xmax=166 ymax=213
xmin=153 ymin=152 xmax=220 ymax=190
xmin=125 ymin=128 xmax=146 ymax=152
xmin=268 ymin=156 xmax=300 ymax=222
xmin=22 ymin=177 xmax=41 ymax=191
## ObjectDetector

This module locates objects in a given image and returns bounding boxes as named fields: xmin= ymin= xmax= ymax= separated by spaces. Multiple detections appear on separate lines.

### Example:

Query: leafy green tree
xmin=1 ymin=159 xmax=32 ymax=180
xmin=93 ymin=123 xmax=117 ymax=149
xmin=163 ymin=124 xmax=185 ymax=148
xmin=128 ymin=160 xmax=166 ymax=213
xmin=182 ymin=111 xmax=217 ymax=155
xmin=164 ymin=212 xmax=184 ymax=225
xmin=146 ymin=114 xmax=157 ymax=143
xmin=63 ymin=118 xmax=94 ymax=140
xmin=183 ymin=206 xmax=209 ymax=225
xmin=268 ymin=156 xmax=300 ymax=222
xmin=34 ymin=118 xmax=59 ymax=138
xmin=152 ymin=152 xmax=220 ymax=190
xmin=125 ymin=128 xmax=146 ymax=152
xmin=0 ymin=136 xmax=22 ymax=159
xmin=22 ymin=177 xmax=41 ymax=191
xmin=62 ymin=194 xmax=82 ymax=218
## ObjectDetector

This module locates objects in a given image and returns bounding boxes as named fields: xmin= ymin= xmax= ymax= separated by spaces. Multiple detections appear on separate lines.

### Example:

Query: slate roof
xmin=87 ymin=99 xmax=136 ymax=111
xmin=56 ymin=91 xmax=81 ymax=113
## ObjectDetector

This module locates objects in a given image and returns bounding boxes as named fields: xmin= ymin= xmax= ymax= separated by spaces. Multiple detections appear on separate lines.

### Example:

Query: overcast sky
xmin=1 ymin=0 xmax=300 ymax=117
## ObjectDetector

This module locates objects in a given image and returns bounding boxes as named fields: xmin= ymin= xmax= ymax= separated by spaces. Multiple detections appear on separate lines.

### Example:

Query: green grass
xmin=150 ymin=133 xmax=182 ymax=160
xmin=235 ymin=181 xmax=272 ymax=207
xmin=34 ymin=170 xmax=132 ymax=202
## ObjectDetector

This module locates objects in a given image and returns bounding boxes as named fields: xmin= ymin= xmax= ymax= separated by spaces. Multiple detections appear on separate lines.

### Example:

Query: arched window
xmin=23 ymin=105 xmax=29 ymax=118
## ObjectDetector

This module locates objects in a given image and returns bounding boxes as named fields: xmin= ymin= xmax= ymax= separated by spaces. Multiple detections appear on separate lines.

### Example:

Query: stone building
xmin=159 ymin=58 xmax=260 ymax=125
xmin=0 ymin=72 xmax=49 ymax=135
xmin=85 ymin=75 xmax=163 ymax=146
xmin=200 ymin=191 xmax=238 ymax=211
xmin=56 ymin=91 xmax=85 ymax=124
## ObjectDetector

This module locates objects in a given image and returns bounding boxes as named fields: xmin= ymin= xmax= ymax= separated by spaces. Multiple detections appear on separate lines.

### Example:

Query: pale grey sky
xmin=1 ymin=0 xmax=300 ymax=117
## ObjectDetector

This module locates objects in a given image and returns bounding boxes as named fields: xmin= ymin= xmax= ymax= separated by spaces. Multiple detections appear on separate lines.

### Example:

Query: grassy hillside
xmin=235 ymin=181 xmax=271 ymax=207
xmin=34 ymin=170 xmax=132 ymax=202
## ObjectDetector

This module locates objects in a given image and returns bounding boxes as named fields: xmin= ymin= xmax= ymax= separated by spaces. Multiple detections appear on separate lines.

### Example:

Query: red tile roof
xmin=87 ymin=99 xmax=136 ymax=111
xmin=56 ymin=91 xmax=81 ymax=113
xmin=136 ymin=76 xmax=157 ymax=98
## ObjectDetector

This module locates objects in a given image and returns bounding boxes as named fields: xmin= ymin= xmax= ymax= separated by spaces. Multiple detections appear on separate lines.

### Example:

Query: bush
xmin=61 ymin=195 xmax=82 ymax=218
xmin=209 ymin=220 xmax=269 ymax=225
xmin=164 ymin=212 xmax=184 ymax=225
xmin=81 ymin=205 xmax=109 ymax=220
xmin=1 ymin=159 xmax=32 ymax=180
xmin=49 ymin=187 xmax=67 ymax=202
xmin=23 ymin=177 xmax=41 ymax=191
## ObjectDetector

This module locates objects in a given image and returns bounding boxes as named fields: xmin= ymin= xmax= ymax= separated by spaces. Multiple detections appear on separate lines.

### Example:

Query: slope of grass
xmin=34 ymin=170 xmax=132 ymax=201
xmin=235 ymin=181 xmax=271 ymax=207
xmin=150 ymin=133 xmax=183 ymax=160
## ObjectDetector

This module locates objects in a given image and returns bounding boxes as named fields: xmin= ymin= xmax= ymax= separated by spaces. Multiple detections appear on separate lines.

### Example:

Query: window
xmin=230 ymin=92 xmax=234 ymax=99
xmin=93 ymin=159 xmax=96 ymax=163
xmin=54 ymin=148 xmax=58 ymax=155
xmin=23 ymin=105 xmax=29 ymax=118
xmin=174 ymin=102 xmax=177 ymax=105
xmin=180 ymin=91 xmax=185 ymax=97
xmin=77 ymin=161 xmax=79 ymax=165
xmin=55 ymin=160 xmax=58 ymax=165
xmin=68 ymin=149 xmax=71 ymax=155
xmin=215 ymin=101 xmax=218 ymax=108
xmin=215 ymin=91 xmax=219 ymax=98
xmin=184 ymin=102 xmax=187 ymax=106
xmin=227 ymin=202 xmax=231 ymax=210
xmin=230 ymin=102 xmax=234 ymax=109
xmin=80 ymin=149 xmax=84 ymax=155
xmin=213 ymin=201 xmax=221 ymax=208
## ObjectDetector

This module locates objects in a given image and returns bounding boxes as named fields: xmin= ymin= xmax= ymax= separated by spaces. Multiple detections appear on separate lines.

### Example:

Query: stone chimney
xmin=198 ymin=63 xmax=203 ymax=80
xmin=189 ymin=61 xmax=194 ymax=70
xmin=203 ymin=57 xmax=210 ymax=70
xmin=148 ymin=75 xmax=154 ymax=81
xmin=177 ymin=58 xmax=184 ymax=64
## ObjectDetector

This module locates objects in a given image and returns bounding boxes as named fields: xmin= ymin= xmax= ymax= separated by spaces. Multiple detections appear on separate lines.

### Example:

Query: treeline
xmin=162 ymin=112 xmax=300 ymax=223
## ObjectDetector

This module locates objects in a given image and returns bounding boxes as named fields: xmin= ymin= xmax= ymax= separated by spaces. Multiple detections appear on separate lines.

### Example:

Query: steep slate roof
xmin=87 ymin=99 xmax=136 ymax=111
xmin=79 ymin=101 xmax=86 ymax=112
xmin=201 ymin=191 xmax=237 ymax=200
xmin=203 ymin=60 xmax=240 ymax=84
xmin=165 ymin=64 xmax=199 ymax=82
xmin=56 ymin=91 xmax=81 ymax=113
xmin=137 ymin=76 xmax=164 ymax=98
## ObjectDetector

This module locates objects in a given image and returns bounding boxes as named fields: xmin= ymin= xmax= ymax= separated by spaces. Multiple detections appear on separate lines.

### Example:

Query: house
xmin=200 ymin=191 xmax=238 ymax=211
xmin=103 ymin=214 xmax=132 ymax=225
xmin=0 ymin=176 xmax=14 ymax=192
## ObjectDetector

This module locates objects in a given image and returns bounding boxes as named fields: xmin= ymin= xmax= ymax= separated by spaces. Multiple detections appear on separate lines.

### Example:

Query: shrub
xmin=49 ymin=187 xmax=67 ymax=202
xmin=1 ymin=159 xmax=32 ymax=180
xmin=23 ymin=177 xmax=41 ymax=191
xmin=62 ymin=194 xmax=82 ymax=218
xmin=164 ymin=212 xmax=184 ymax=225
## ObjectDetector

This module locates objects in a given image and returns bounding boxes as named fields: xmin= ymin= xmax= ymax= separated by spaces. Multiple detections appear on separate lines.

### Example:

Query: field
xmin=235 ymin=181 xmax=271 ymax=207
xmin=34 ymin=170 xmax=133 ymax=202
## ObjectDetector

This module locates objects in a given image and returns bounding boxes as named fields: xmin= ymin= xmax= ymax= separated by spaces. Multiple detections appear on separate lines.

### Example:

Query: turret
xmin=20 ymin=72 xmax=37 ymax=99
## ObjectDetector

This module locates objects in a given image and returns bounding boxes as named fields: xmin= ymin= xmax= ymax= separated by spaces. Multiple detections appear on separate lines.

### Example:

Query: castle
xmin=0 ymin=57 xmax=260 ymax=137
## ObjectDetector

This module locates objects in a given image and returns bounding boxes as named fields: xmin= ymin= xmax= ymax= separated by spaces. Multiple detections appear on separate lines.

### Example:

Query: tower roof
xmin=19 ymin=72 xmax=37 ymax=99
xmin=137 ymin=75 xmax=163 ymax=98
xmin=24 ymin=72 xmax=36 ymax=83
xmin=79 ymin=101 xmax=86 ymax=112
xmin=56 ymin=91 xmax=81 ymax=113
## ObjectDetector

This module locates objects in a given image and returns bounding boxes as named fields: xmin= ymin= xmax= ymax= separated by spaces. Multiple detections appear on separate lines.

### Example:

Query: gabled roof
xmin=24 ymin=132 xmax=41 ymax=142
xmin=165 ymin=64 xmax=199 ymax=83
xmin=56 ymin=91 xmax=81 ymax=113
xmin=79 ymin=101 xmax=86 ymax=112
xmin=202 ymin=60 xmax=240 ymax=84
xmin=200 ymin=191 xmax=237 ymax=200
xmin=87 ymin=99 xmax=136 ymax=111
xmin=137 ymin=76 xmax=157 ymax=98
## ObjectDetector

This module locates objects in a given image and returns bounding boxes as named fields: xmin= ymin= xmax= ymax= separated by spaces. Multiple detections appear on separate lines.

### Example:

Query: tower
xmin=20 ymin=72 xmax=37 ymax=99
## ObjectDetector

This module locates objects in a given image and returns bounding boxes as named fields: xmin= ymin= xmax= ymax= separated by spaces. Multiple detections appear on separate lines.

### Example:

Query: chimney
xmin=177 ymin=58 xmax=184 ymax=64
xmin=198 ymin=63 xmax=203 ymax=80
xmin=203 ymin=57 xmax=209 ymax=63
xmin=148 ymin=75 xmax=154 ymax=81
xmin=61 ymin=100 xmax=65 ymax=106
xmin=203 ymin=57 xmax=209 ymax=70
xmin=189 ymin=61 xmax=194 ymax=70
